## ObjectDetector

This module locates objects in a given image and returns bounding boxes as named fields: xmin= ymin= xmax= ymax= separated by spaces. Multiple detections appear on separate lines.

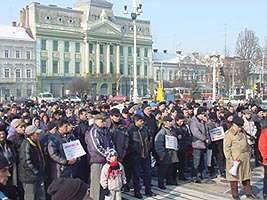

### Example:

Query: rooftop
xmin=0 ymin=25 xmax=34 ymax=41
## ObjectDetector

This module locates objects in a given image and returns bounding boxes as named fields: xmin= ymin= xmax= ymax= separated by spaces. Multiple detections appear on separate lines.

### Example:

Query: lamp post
xmin=124 ymin=0 xmax=143 ymax=103
xmin=205 ymin=51 xmax=224 ymax=102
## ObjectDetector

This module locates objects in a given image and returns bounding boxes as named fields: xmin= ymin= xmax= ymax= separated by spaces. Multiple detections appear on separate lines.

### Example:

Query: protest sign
xmin=63 ymin=140 xmax=86 ymax=160
xmin=209 ymin=126 xmax=225 ymax=141
xmin=165 ymin=135 xmax=178 ymax=150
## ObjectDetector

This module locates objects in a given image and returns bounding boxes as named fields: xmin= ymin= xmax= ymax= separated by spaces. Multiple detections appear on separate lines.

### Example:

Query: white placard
xmin=209 ymin=126 xmax=225 ymax=142
xmin=165 ymin=135 xmax=178 ymax=150
xmin=63 ymin=140 xmax=86 ymax=160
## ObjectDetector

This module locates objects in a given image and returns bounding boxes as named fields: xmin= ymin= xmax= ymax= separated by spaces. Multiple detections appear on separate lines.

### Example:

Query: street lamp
xmin=205 ymin=51 xmax=224 ymax=102
xmin=124 ymin=0 xmax=143 ymax=103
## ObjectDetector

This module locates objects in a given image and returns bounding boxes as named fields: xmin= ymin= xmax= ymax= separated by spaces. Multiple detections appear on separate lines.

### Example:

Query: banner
xmin=63 ymin=140 xmax=86 ymax=160
xmin=165 ymin=135 xmax=178 ymax=150
xmin=209 ymin=126 xmax=225 ymax=142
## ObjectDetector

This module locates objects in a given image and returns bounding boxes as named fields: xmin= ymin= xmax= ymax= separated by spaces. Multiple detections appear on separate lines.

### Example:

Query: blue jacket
xmin=85 ymin=124 xmax=114 ymax=164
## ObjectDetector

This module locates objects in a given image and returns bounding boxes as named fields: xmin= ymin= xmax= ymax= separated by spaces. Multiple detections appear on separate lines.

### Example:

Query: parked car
xmin=64 ymin=95 xmax=81 ymax=103
xmin=38 ymin=92 xmax=56 ymax=103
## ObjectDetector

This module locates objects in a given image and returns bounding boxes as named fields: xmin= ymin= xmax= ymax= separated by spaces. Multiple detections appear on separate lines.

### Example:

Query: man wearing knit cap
xmin=48 ymin=178 xmax=92 ymax=200
xmin=19 ymin=125 xmax=46 ymax=200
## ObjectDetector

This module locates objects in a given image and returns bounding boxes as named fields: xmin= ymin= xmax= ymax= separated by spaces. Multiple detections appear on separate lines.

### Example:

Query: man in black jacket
xmin=19 ymin=125 xmax=46 ymax=200
xmin=128 ymin=114 xmax=156 ymax=199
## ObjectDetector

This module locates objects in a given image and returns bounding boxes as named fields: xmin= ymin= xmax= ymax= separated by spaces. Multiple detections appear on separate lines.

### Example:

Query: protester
xmin=100 ymin=149 xmax=126 ymax=200
xmin=128 ymin=114 xmax=156 ymax=199
xmin=85 ymin=114 xmax=114 ymax=200
xmin=155 ymin=115 xmax=179 ymax=189
xmin=224 ymin=117 xmax=256 ymax=199
xmin=48 ymin=178 xmax=92 ymax=200
xmin=259 ymin=120 xmax=267 ymax=200
xmin=19 ymin=125 xmax=46 ymax=200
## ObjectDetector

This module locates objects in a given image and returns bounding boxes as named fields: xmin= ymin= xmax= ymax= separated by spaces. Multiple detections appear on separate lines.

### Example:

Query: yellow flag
xmin=156 ymin=81 xmax=165 ymax=102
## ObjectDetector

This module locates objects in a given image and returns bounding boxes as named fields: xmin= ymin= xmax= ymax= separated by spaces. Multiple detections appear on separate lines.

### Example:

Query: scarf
xmin=27 ymin=138 xmax=46 ymax=169
xmin=106 ymin=160 xmax=121 ymax=179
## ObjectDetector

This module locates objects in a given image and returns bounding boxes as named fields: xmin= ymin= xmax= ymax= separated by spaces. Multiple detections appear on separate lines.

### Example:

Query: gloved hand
xmin=103 ymin=188 xmax=110 ymax=196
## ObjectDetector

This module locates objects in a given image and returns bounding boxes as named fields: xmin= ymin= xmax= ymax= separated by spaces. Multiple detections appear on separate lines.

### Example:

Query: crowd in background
xmin=0 ymin=97 xmax=266 ymax=200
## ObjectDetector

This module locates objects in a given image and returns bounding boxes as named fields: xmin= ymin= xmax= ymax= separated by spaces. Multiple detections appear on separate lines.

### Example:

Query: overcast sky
xmin=1 ymin=0 xmax=267 ymax=56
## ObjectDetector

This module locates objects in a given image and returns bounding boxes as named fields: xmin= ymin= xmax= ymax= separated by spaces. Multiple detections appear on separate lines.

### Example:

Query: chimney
xmin=163 ymin=50 xmax=167 ymax=53
xmin=176 ymin=50 xmax=182 ymax=55
xmin=153 ymin=49 xmax=158 ymax=53
xmin=12 ymin=21 xmax=17 ymax=27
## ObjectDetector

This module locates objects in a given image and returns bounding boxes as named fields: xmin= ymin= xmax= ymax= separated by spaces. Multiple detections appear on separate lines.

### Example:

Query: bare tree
xmin=235 ymin=28 xmax=261 ymax=87
xmin=67 ymin=77 xmax=91 ymax=97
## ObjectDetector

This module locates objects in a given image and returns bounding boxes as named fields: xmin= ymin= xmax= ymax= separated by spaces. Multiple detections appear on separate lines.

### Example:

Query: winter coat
xmin=8 ymin=132 xmax=25 ymax=157
xmin=259 ymin=128 xmax=267 ymax=165
xmin=106 ymin=118 xmax=129 ymax=162
xmin=19 ymin=138 xmax=45 ymax=183
xmin=85 ymin=124 xmax=114 ymax=164
xmin=128 ymin=124 xmax=152 ymax=159
xmin=223 ymin=126 xmax=251 ymax=181
xmin=172 ymin=123 xmax=192 ymax=150
xmin=48 ymin=132 xmax=73 ymax=180
xmin=154 ymin=126 xmax=179 ymax=164
xmin=243 ymin=117 xmax=257 ymax=145
xmin=143 ymin=114 xmax=158 ymax=139
xmin=190 ymin=116 xmax=208 ymax=149
xmin=100 ymin=162 xmax=126 ymax=191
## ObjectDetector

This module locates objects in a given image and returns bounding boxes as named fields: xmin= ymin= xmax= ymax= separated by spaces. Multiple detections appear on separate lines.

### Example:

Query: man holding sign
xmin=48 ymin=119 xmax=77 ymax=181
xmin=155 ymin=115 xmax=179 ymax=189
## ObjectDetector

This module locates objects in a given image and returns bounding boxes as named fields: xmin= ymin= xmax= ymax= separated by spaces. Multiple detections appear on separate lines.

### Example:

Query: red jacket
xmin=259 ymin=128 xmax=267 ymax=165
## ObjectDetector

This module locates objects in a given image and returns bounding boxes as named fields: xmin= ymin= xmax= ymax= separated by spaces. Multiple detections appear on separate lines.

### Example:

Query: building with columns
xmin=0 ymin=24 xmax=36 ymax=100
xmin=20 ymin=0 xmax=153 ymax=97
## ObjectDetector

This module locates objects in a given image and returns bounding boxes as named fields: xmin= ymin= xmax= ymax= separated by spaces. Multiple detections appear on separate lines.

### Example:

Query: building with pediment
xmin=20 ymin=0 xmax=153 ymax=97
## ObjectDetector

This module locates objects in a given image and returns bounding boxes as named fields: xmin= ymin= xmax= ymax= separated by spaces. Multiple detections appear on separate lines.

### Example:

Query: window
xmin=15 ymin=69 xmax=21 ymax=78
xmin=16 ymin=51 xmax=20 ymax=59
xmin=53 ymin=40 xmax=58 ymax=51
xmin=75 ymin=62 xmax=80 ymax=74
xmin=64 ymin=41 xmax=69 ymax=52
xmin=144 ymin=48 xmax=148 ymax=57
xmin=100 ymin=62 xmax=104 ymax=74
xmin=4 ymin=50 xmax=8 ymax=58
xmin=110 ymin=62 xmax=114 ymax=74
xmin=100 ymin=44 xmax=104 ymax=54
xmin=4 ymin=69 xmax=9 ymax=78
xmin=41 ymin=40 xmax=46 ymax=50
xmin=41 ymin=60 xmax=47 ymax=73
xmin=128 ymin=64 xmax=131 ymax=75
xmin=137 ymin=65 xmax=140 ymax=76
xmin=26 ymin=69 xmax=31 ymax=78
xmin=137 ymin=48 xmax=140 ymax=57
xmin=26 ymin=51 xmax=31 ymax=60
xmin=89 ymin=43 xmax=93 ymax=54
xmin=128 ymin=47 xmax=132 ymax=56
xmin=120 ymin=46 xmax=124 ymax=56
xmin=156 ymin=70 xmax=160 ymax=81
xmin=27 ymin=89 xmax=32 ymax=96
xmin=64 ymin=61 xmax=69 ymax=73
xmin=110 ymin=45 xmax=113 ymax=55
xmin=169 ymin=71 xmax=172 ymax=81
xmin=89 ymin=61 xmax=93 ymax=73
xmin=53 ymin=60 xmax=58 ymax=74
xmin=75 ymin=43 xmax=80 ymax=53
xmin=144 ymin=64 xmax=148 ymax=76
xmin=16 ymin=89 xmax=21 ymax=97
xmin=120 ymin=64 xmax=124 ymax=75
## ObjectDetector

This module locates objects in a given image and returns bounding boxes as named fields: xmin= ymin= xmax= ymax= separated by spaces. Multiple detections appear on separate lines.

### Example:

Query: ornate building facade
xmin=0 ymin=24 xmax=36 ymax=100
xmin=20 ymin=0 xmax=153 ymax=97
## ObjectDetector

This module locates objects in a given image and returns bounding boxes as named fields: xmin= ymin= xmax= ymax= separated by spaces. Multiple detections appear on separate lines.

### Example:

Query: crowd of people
xmin=0 ymin=97 xmax=265 ymax=200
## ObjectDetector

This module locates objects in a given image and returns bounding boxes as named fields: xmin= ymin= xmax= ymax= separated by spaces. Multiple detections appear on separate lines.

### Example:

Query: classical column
xmin=84 ymin=39 xmax=89 ymax=75
xmin=106 ymin=43 xmax=110 ymax=74
xmin=116 ymin=44 xmax=120 ymax=74
xmin=96 ymin=42 xmax=100 ymax=74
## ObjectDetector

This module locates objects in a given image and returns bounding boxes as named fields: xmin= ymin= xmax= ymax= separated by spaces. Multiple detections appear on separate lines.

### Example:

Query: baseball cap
xmin=25 ymin=125 xmax=42 ymax=136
